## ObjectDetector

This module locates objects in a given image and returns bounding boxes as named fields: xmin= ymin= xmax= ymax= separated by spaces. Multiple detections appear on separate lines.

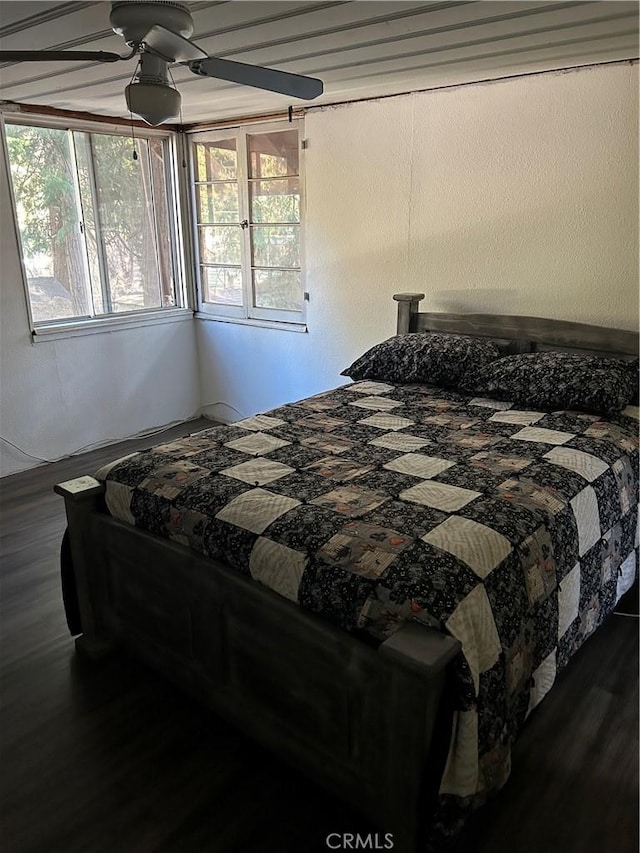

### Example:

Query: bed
xmin=56 ymin=293 xmax=639 ymax=852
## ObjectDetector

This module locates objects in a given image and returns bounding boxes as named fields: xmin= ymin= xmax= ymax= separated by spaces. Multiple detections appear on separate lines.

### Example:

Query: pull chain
xmin=130 ymin=115 xmax=138 ymax=160
xmin=128 ymin=59 xmax=141 ymax=160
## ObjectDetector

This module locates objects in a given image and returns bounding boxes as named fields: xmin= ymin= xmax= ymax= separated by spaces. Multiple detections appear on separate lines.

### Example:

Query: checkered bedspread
xmin=97 ymin=381 xmax=639 ymax=836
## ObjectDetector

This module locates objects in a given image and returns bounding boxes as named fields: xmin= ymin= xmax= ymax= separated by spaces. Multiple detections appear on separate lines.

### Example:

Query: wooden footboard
xmin=56 ymin=478 xmax=460 ymax=853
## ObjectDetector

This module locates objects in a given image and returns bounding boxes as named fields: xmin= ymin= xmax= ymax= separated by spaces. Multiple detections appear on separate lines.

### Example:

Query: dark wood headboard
xmin=393 ymin=293 xmax=639 ymax=360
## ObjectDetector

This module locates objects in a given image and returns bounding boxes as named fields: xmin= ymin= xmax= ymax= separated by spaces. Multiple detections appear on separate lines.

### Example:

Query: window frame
xmin=189 ymin=119 xmax=307 ymax=329
xmin=0 ymin=111 xmax=190 ymax=340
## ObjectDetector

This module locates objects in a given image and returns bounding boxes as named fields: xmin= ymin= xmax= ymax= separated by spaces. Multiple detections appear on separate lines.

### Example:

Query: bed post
xmin=393 ymin=293 xmax=425 ymax=334
xmin=54 ymin=477 xmax=111 ymax=658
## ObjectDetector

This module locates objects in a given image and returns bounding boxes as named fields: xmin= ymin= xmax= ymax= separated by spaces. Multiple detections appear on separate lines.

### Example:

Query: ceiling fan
xmin=0 ymin=1 xmax=324 ymax=125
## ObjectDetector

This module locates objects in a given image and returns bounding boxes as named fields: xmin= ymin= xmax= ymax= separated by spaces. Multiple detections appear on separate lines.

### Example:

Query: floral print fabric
xmin=341 ymin=333 xmax=501 ymax=387
xmin=461 ymin=351 xmax=636 ymax=416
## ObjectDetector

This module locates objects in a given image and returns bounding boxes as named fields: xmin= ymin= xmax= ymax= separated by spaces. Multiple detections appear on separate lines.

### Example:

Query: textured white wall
xmin=197 ymin=62 xmax=639 ymax=424
xmin=0 ymin=147 xmax=200 ymax=477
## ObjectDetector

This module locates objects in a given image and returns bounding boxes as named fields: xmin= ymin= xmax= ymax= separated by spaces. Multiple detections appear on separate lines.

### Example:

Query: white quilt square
xmin=469 ymin=398 xmax=513 ymax=411
xmin=616 ymin=552 xmax=637 ymax=603
xmin=384 ymin=453 xmax=455 ymax=479
xmin=512 ymin=426 xmax=575 ymax=445
xmin=349 ymin=381 xmax=395 ymax=395
xmin=369 ymin=432 xmax=431 ymax=452
xmin=104 ymin=481 xmax=136 ymax=525
xmin=446 ymin=585 xmax=502 ymax=693
xmin=235 ymin=414 xmax=286 ymax=431
xmin=400 ymin=481 xmax=482 ymax=512
xmin=221 ymin=458 xmax=294 ymax=486
xmin=358 ymin=414 xmax=415 ymax=431
xmin=621 ymin=405 xmax=639 ymax=420
xmin=215 ymin=488 xmax=300 ymax=534
xmin=527 ymin=649 xmax=557 ymax=717
xmin=249 ymin=537 xmax=308 ymax=602
xmin=225 ymin=432 xmax=291 ymax=456
xmin=558 ymin=563 xmax=580 ymax=639
xmin=570 ymin=486 xmax=601 ymax=555
xmin=349 ymin=396 xmax=403 ymax=411
xmin=543 ymin=447 xmax=609 ymax=482
xmin=489 ymin=410 xmax=545 ymax=426
xmin=422 ymin=516 xmax=512 ymax=578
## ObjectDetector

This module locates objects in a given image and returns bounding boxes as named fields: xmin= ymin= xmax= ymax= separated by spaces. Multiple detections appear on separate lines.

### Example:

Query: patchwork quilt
xmin=96 ymin=381 xmax=639 ymax=841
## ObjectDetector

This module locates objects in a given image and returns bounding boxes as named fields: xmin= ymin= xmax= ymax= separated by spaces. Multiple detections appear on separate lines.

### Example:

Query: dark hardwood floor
xmin=1 ymin=419 xmax=638 ymax=853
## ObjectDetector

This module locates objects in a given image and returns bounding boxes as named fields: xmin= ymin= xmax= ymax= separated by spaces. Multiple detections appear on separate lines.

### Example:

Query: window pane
xmin=199 ymin=225 xmax=242 ymax=265
xmin=201 ymin=266 xmax=243 ymax=305
xmin=252 ymin=225 xmax=299 ymax=268
xmin=148 ymin=138 xmax=176 ymax=307
xmin=5 ymin=124 xmax=91 ymax=322
xmin=254 ymin=269 xmax=302 ymax=311
xmin=248 ymin=131 xmax=298 ymax=178
xmin=73 ymin=134 xmax=104 ymax=314
xmin=91 ymin=135 xmax=162 ymax=313
xmin=250 ymin=178 xmax=299 ymax=223
xmin=191 ymin=124 xmax=304 ymax=322
xmin=196 ymin=183 xmax=239 ymax=223
xmin=194 ymin=139 xmax=237 ymax=181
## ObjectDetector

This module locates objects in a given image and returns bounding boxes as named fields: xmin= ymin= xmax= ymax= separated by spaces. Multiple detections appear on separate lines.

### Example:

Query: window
xmin=191 ymin=120 xmax=305 ymax=326
xmin=3 ymin=119 xmax=183 ymax=329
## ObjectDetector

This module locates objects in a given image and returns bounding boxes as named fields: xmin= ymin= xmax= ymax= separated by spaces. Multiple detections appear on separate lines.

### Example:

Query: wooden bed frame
xmin=56 ymin=294 xmax=638 ymax=853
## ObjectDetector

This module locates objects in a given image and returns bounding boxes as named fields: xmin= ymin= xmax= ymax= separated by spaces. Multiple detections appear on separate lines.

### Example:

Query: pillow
xmin=460 ymin=351 xmax=636 ymax=416
xmin=341 ymin=332 xmax=501 ymax=387
xmin=627 ymin=358 xmax=639 ymax=406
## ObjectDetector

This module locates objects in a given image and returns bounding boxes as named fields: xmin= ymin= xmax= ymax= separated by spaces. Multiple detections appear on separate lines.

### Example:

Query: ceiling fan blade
xmin=189 ymin=57 xmax=323 ymax=100
xmin=0 ymin=50 xmax=123 ymax=63
xmin=141 ymin=24 xmax=207 ymax=63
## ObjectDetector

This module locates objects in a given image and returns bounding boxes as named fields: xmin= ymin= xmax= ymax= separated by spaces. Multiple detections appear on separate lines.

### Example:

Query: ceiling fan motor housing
xmin=110 ymin=1 xmax=193 ymax=46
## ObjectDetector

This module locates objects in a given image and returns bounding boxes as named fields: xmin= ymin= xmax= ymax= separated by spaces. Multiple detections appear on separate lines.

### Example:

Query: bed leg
xmin=378 ymin=621 xmax=461 ymax=852
xmin=55 ymin=477 xmax=110 ymax=656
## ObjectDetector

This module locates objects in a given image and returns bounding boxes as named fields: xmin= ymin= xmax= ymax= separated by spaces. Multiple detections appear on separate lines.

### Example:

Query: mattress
xmin=96 ymin=381 xmax=639 ymax=831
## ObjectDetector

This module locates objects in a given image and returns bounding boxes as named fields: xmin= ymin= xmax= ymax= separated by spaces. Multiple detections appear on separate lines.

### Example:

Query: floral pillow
xmin=627 ymin=358 xmax=639 ymax=406
xmin=341 ymin=332 xmax=501 ymax=387
xmin=460 ymin=351 xmax=636 ymax=416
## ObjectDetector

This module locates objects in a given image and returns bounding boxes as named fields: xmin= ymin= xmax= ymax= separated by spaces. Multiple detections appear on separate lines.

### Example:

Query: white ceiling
xmin=0 ymin=1 xmax=637 ymax=126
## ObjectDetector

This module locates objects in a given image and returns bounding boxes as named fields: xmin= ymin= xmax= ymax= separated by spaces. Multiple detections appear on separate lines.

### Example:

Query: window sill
xmin=194 ymin=312 xmax=307 ymax=333
xmin=31 ymin=308 xmax=194 ymax=343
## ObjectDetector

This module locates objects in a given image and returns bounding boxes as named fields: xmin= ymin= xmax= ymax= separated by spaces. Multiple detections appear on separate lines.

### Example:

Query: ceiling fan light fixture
xmin=125 ymin=80 xmax=181 ymax=125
